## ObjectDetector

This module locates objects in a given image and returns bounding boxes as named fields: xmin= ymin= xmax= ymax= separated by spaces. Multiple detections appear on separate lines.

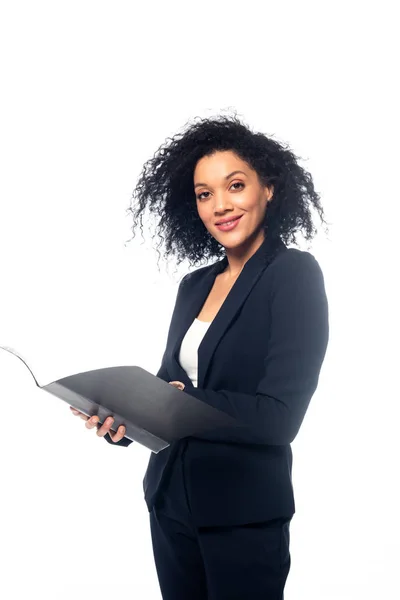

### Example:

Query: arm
xmin=184 ymin=251 xmax=329 ymax=446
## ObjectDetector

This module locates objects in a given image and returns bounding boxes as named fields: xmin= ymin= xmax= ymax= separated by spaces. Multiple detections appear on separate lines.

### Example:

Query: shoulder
xmin=179 ymin=259 xmax=223 ymax=288
xmin=270 ymin=247 xmax=323 ymax=276
xmin=266 ymin=247 xmax=326 ymax=296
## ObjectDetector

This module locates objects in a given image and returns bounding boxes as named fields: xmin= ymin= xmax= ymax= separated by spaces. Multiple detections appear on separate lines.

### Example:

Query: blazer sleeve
xmin=184 ymin=251 xmax=329 ymax=446
xmin=103 ymin=276 xmax=188 ymax=447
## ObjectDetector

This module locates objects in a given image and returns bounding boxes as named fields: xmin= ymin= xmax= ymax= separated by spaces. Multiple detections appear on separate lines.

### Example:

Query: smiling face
xmin=193 ymin=150 xmax=274 ymax=251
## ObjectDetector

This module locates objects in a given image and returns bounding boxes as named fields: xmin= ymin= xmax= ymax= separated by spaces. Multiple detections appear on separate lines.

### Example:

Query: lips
xmin=215 ymin=215 xmax=243 ymax=232
xmin=215 ymin=215 xmax=242 ymax=225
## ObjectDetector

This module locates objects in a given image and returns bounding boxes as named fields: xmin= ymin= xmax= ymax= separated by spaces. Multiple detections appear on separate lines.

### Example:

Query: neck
xmin=222 ymin=231 xmax=266 ymax=278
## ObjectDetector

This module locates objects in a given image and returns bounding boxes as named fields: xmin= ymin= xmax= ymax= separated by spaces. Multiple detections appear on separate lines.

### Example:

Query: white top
xmin=178 ymin=318 xmax=212 ymax=388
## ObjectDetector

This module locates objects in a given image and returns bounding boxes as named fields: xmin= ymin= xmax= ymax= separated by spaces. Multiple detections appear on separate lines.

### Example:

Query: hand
xmin=69 ymin=406 xmax=126 ymax=443
xmin=169 ymin=380 xmax=185 ymax=391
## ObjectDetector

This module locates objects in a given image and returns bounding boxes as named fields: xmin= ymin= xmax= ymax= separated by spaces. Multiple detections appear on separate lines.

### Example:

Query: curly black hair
xmin=125 ymin=111 xmax=329 ymax=272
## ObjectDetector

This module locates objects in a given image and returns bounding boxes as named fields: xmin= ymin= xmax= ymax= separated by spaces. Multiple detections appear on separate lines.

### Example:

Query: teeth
xmin=219 ymin=220 xmax=235 ymax=226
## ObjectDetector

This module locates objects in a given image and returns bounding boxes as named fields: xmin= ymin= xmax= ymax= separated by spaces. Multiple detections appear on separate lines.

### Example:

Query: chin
xmin=219 ymin=237 xmax=248 ymax=247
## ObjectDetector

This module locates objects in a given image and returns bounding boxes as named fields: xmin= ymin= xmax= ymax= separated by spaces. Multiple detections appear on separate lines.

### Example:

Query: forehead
xmin=194 ymin=150 xmax=249 ymax=176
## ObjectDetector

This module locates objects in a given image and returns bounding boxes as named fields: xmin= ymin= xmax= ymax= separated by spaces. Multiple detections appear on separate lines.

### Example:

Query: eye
xmin=196 ymin=181 xmax=244 ymax=201
xmin=231 ymin=182 xmax=244 ymax=191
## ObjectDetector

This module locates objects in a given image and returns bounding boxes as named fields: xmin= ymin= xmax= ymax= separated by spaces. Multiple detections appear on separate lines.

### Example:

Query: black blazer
xmin=105 ymin=234 xmax=329 ymax=527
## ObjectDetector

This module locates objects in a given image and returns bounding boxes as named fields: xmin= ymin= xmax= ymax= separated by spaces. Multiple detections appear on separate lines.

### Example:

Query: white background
xmin=0 ymin=1 xmax=399 ymax=599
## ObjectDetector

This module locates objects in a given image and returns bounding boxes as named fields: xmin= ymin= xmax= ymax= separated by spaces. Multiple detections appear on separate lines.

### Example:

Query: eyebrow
xmin=194 ymin=170 xmax=247 ymax=189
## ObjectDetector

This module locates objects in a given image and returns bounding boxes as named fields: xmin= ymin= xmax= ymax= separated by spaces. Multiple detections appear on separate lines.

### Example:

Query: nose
xmin=212 ymin=193 xmax=234 ymax=214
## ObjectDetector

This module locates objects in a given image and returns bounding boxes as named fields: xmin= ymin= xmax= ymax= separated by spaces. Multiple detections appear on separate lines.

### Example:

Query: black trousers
xmin=149 ymin=443 xmax=292 ymax=600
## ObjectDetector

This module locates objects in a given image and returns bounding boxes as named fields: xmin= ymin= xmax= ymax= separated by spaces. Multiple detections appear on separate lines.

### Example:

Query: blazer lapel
xmin=167 ymin=234 xmax=286 ymax=389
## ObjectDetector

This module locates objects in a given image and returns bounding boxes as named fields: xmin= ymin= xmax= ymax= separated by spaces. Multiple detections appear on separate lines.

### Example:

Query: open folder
xmin=0 ymin=345 xmax=245 ymax=453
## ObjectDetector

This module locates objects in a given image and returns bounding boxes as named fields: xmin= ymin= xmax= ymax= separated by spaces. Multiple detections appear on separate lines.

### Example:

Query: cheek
xmin=238 ymin=192 xmax=259 ymax=208
xmin=197 ymin=205 xmax=212 ymax=220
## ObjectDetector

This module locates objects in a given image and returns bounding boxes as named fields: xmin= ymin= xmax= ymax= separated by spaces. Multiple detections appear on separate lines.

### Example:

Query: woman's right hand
xmin=69 ymin=406 xmax=126 ymax=443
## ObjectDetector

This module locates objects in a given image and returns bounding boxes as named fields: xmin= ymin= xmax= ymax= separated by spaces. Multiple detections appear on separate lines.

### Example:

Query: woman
xmin=71 ymin=113 xmax=329 ymax=599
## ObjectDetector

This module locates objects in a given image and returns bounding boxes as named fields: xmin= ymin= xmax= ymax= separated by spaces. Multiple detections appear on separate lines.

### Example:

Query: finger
xmin=94 ymin=416 xmax=126 ymax=441
xmin=169 ymin=381 xmax=185 ymax=390
xmin=97 ymin=419 xmax=126 ymax=442
xmin=96 ymin=416 xmax=115 ymax=437
xmin=85 ymin=415 xmax=100 ymax=430
xmin=70 ymin=407 xmax=89 ymax=421
xmin=108 ymin=425 xmax=126 ymax=443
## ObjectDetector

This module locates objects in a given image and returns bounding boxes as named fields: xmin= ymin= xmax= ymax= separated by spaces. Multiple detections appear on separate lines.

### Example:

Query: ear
xmin=266 ymin=184 xmax=274 ymax=202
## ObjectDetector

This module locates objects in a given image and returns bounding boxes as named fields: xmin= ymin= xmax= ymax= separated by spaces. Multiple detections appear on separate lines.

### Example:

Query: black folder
xmin=0 ymin=345 xmax=245 ymax=453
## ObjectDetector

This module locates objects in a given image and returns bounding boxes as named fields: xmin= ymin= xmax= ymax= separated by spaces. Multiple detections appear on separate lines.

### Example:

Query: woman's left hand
xmin=169 ymin=380 xmax=185 ymax=391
